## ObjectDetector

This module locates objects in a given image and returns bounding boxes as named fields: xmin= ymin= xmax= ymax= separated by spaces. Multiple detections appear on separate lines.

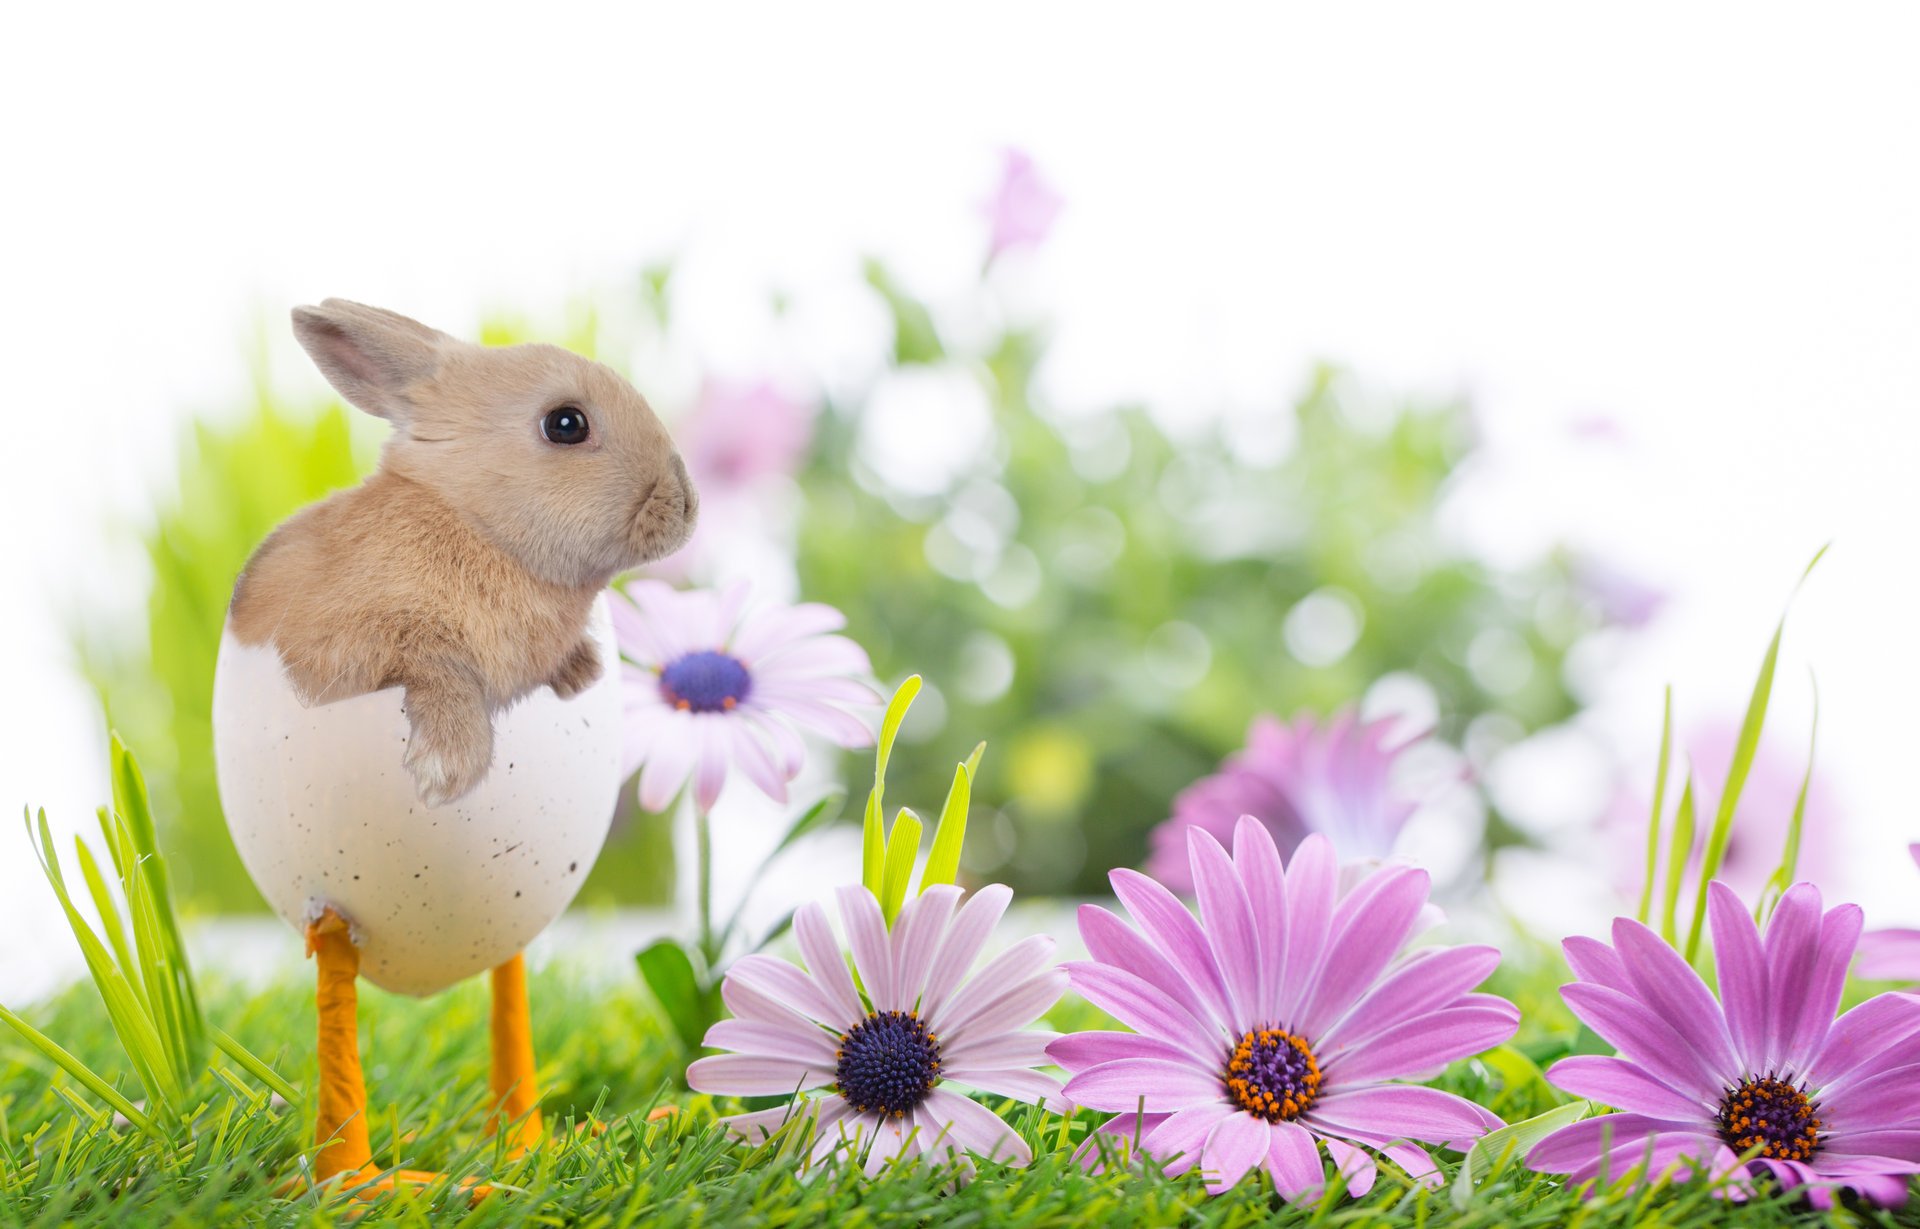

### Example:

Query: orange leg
xmin=304 ymin=909 xmax=494 ymax=1202
xmin=487 ymin=952 xmax=543 ymax=1154
xmin=308 ymin=910 xmax=376 ymax=1186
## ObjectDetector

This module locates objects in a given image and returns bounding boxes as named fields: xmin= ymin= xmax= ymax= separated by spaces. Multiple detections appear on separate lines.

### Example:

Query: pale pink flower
xmin=613 ymin=581 xmax=879 ymax=811
xmin=688 ymin=883 xmax=1067 ymax=1174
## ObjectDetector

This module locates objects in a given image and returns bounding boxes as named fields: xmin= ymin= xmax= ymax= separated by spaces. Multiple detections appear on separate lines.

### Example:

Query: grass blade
xmin=211 ymin=1027 xmax=299 ymax=1106
xmin=863 ymin=677 xmax=921 ymax=897
xmin=1453 ymin=1100 xmax=1591 ymax=1207
xmin=920 ymin=751 xmax=979 ymax=895
xmin=1660 ymin=775 xmax=1695 ymax=947
xmin=0 ymin=1003 xmax=158 ymax=1137
xmin=1756 ymin=674 xmax=1819 ymax=922
xmin=1637 ymin=688 xmax=1672 ymax=926
xmin=880 ymin=808 xmax=923 ymax=926
xmin=1682 ymin=620 xmax=1782 ymax=964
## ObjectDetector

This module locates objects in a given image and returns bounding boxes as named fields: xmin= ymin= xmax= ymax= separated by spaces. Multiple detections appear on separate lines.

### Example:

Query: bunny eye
xmin=542 ymin=406 xmax=590 ymax=445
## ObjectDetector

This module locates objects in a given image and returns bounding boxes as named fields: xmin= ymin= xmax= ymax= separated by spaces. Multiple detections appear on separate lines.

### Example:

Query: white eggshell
xmin=212 ymin=597 xmax=623 ymax=996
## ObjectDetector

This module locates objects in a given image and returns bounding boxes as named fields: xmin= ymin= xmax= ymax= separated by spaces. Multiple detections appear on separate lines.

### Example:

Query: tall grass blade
xmin=0 ymin=1003 xmax=158 ymax=1137
xmin=1756 ymin=675 xmax=1819 ymax=922
xmin=920 ymin=753 xmax=978 ymax=895
xmin=1637 ymin=688 xmax=1672 ymax=926
xmin=1660 ymin=776 xmax=1696 ymax=946
xmin=880 ymin=808 xmax=923 ymax=926
xmin=862 ymin=677 xmax=921 ymax=896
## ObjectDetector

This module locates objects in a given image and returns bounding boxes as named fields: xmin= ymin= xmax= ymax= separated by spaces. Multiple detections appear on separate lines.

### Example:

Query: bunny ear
xmin=290 ymin=299 xmax=449 ymax=421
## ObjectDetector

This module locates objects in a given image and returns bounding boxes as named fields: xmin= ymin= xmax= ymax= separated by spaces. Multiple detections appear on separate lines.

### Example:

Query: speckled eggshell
xmin=212 ymin=597 xmax=623 ymax=997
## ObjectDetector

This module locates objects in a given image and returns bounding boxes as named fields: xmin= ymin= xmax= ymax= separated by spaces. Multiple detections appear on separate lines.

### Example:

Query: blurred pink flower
xmin=679 ymin=379 xmax=818 ymax=494
xmin=983 ymin=148 xmax=1063 ymax=260
xmin=1607 ymin=721 xmax=1839 ymax=905
xmin=1147 ymin=711 xmax=1420 ymax=892
xmin=1855 ymin=844 xmax=1920 ymax=982
xmin=1573 ymin=555 xmax=1666 ymax=629
xmin=612 ymin=580 xmax=880 ymax=811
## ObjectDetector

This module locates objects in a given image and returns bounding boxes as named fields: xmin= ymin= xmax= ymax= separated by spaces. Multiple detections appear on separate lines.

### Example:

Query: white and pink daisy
xmin=612 ymin=580 xmax=880 ymax=811
xmin=1053 ymin=818 xmax=1515 ymax=1199
xmin=687 ymin=883 xmax=1067 ymax=1174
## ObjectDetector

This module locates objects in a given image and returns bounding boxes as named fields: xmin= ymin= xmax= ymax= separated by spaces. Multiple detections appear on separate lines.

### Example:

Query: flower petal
xmin=793 ymin=901 xmax=862 ymax=1024
xmin=946 ymin=1066 xmax=1067 ymax=1112
xmin=727 ymin=953 xmax=848 ymax=1029
xmin=1062 ymin=961 xmax=1223 ymax=1056
xmin=1266 ymin=1119 xmax=1327 ymax=1200
xmin=1612 ymin=916 xmax=1740 ymax=1080
xmin=917 ymin=1087 xmax=1032 ymax=1165
xmin=685 ymin=1052 xmax=831 ymax=1096
xmin=1232 ymin=815 xmax=1290 ymax=1022
xmin=636 ymin=713 xmax=697 ymax=811
xmin=1188 ymin=828 xmax=1262 ymax=1026
xmin=1560 ymin=982 xmax=1726 ymax=1098
xmin=1562 ymin=934 xmax=1635 ymax=994
xmin=1321 ymin=1003 xmax=1518 ymax=1084
xmin=1276 ymin=834 xmax=1339 ymax=1025
xmin=1818 ymin=1063 xmax=1920 ymax=1134
xmin=1200 ymin=1112 xmax=1270 ymax=1194
xmin=1525 ymin=1112 xmax=1691 ymax=1173
xmin=1077 ymin=904 xmax=1223 ymax=1035
xmin=1109 ymin=868 xmax=1235 ymax=1030
xmin=1048 ymin=1030 xmax=1196 ymax=1074
xmin=942 ymin=1028 xmax=1057 ymax=1072
xmin=1318 ymin=945 xmax=1502 ymax=1048
xmin=1856 ymin=929 xmax=1920 ymax=982
xmin=1780 ymin=900 xmax=1862 ymax=1074
xmin=1141 ymin=1103 xmax=1234 ymax=1177
xmin=1297 ymin=865 xmax=1430 ymax=1037
xmin=1322 ymin=1135 xmax=1376 ymax=1197
xmin=1064 ymin=1058 xmax=1229 ymax=1113
xmin=702 ymin=1018 xmax=838 ymax=1065
xmin=920 ymin=884 xmax=1011 ymax=1026
xmin=1762 ymin=883 xmax=1828 ymax=1072
xmin=938 ymin=936 xmax=1057 ymax=1034
xmin=1707 ymin=881 xmax=1770 ymax=1073
xmin=940 ymin=967 xmax=1067 ymax=1041
xmin=1808 ymin=992 xmax=1920 ymax=1090
xmin=690 ymin=715 xmax=731 ymax=810
xmin=1545 ymin=1054 xmax=1714 ymax=1120
xmin=836 ymin=884 xmax=896 ymax=1011
xmin=731 ymin=601 xmax=848 ymax=660
xmin=1305 ymin=1085 xmax=1497 ymax=1146
xmin=893 ymin=885 xmax=962 ymax=1013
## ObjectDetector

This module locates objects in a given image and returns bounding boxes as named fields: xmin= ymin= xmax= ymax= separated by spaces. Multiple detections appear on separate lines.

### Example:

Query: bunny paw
xmin=548 ymin=638 xmax=603 ymax=699
xmin=401 ymin=695 xmax=495 ymax=808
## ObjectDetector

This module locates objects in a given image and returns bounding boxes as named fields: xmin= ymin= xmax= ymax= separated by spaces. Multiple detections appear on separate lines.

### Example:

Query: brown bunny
xmin=230 ymin=299 xmax=698 ymax=806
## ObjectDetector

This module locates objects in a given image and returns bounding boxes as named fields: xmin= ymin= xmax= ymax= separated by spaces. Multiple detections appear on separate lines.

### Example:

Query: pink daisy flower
xmin=1147 ymin=712 xmax=1419 ymax=893
xmin=1854 ymin=844 xmax=1920 ymax=983
xmin=686 ymin=883 xmax=1068 ymax=1174
xmin=1052 ymin=818 xmax=1515 ymax=1199
xmin=1528 ymin=881 xmax=1920 ymax=1207
xmin=612 ymin=580 xmax=880 ymax=811
xmin=982 ymin=148 xmax=1063 ymax=260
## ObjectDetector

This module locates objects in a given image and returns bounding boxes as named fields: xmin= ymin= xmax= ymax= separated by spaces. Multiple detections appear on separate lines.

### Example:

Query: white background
xmin=4 ymin=3 xmax=1918 ymax=997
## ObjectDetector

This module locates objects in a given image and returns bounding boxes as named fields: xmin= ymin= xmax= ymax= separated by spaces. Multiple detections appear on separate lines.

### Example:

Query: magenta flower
xmin=687 ymin=883 xmax=1067 ymax=1174
xmin=1052 ymin=819 xmax=1515 ymax=1199
xmin=1855 ymin=844 xmax=1920 ymax=982
xmin=1148 ymin=712 xmax=1419 ymax=893
xmin=982 ymin=148 xmax=1063 ymax=260
xmin=613 ymin=580 xmax=880 ymax=811
xmin=678 ymin=378 xmax=818 ymax=494
xmin=1528 ymin=881 xmax=1920 ymax=1207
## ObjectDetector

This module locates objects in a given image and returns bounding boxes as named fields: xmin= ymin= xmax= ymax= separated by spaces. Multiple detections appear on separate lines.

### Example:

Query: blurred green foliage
xmin=794 ymin=276 xmax=1607 ymax=895
xmin=74 ymin=395 xmax=377 ymax=912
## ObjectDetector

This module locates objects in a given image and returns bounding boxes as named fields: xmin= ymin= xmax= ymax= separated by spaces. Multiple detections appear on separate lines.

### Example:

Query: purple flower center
xmin=659 ymin=650 xmax=752 ymax=714
xmin=1224 ymin=1027 xmax=1322 ymax=1122
xmin=1718 ymin=1075 xmax=1822 ymax=1162
xmin=836 ymin=1010 xmax=942 ymax=1118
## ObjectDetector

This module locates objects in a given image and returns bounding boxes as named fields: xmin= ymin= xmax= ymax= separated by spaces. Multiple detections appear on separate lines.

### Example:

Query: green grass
xmin=3 ymin=956 xmax=1915 ymax=1227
